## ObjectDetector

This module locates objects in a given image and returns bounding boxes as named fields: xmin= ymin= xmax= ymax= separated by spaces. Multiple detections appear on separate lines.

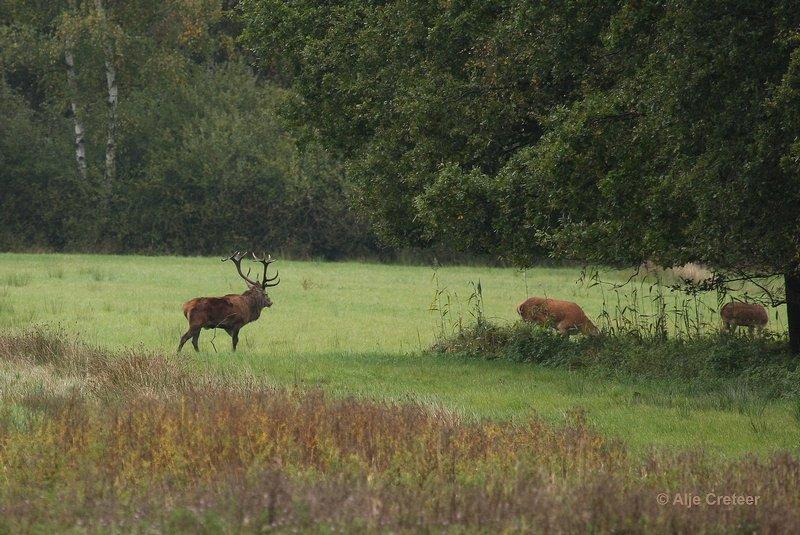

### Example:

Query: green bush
xmin=504 ymin=323 xmax=582 ymax=365
xmin=430 ymin=320 xmax=510 ymax=358
xmin=431 ymin=321 xmax=800 ymax=400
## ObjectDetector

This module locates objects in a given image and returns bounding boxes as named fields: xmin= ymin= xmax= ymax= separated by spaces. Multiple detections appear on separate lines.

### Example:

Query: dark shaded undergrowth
xmin=432 ymin=322 xmax=800 ymax=404
xmin=1 ymin=328 xmax=799 ymax=532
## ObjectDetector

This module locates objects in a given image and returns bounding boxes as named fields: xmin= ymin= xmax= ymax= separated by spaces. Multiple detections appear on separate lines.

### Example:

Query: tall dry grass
xmin=1 ymin=328 xmax=799 ymax=532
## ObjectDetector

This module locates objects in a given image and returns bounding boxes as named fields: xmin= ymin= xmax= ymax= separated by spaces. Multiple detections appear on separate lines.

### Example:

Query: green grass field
xmin=0 ymin=252 xmax=797 ymax=456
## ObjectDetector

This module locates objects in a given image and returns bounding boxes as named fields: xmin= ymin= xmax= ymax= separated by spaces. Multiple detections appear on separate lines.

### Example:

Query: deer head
xmin=222 ymin=250 xmax=280 ymax=308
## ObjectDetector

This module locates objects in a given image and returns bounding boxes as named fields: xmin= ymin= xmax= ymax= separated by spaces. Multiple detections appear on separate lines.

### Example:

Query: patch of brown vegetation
xmin=0 ymin=329 xmax=798 ymax=532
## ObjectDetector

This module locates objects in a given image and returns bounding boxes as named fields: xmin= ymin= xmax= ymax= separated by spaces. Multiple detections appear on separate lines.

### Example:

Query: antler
xmin=222 ymin=251 xmax=260 ymax=287
xmin=251 ymin=252 xmax=280 ymax=288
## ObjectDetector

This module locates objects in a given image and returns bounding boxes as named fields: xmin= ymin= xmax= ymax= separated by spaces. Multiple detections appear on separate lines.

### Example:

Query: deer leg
xmin=723 ymin=322 xmax=735 ymax=334
xmin=556 ymin=320 xmax=574 ymax=337
xmin=191 ymin=330 xmax=200 ymax=352
xmin=229 ymin=328 xmax=240 ymax=351
xmin=178 ymin=328 xmax=197 ymax=353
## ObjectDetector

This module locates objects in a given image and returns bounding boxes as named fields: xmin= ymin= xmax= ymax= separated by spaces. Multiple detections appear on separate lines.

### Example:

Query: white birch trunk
xmin=64 ymin=48 xmax=88 ymax=181
xmin=103 ymin=56 xmax=117 ymax=183
xmin=95 ymin=0 xmax=117 ymax=185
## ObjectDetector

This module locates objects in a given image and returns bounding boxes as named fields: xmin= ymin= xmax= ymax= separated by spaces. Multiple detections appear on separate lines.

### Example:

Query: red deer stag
xmin=720 ymin=302 xmax=767 ymax=335
xmin=178 ymin=251 xmax=280 ymax=352
xmin=517 ymin=297 xmax=599 ymax=336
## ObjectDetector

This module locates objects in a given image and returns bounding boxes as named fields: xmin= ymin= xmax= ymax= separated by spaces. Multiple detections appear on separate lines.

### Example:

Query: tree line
xmin=239 ymin=0 xmax=800 ymax=351
xmin=1 ymin=1 xmax=375 ymax=258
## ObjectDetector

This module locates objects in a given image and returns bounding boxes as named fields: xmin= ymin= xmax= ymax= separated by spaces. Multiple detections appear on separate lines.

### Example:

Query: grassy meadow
xmin=2 ymin=252 xmax=800 ymax=531
xmin=0 ymin=252 xmax=797 ymax=458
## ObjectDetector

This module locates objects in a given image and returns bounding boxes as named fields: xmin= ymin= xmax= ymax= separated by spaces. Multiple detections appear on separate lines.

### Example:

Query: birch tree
xmin=62 ymin=1 xmax=88 ymax=181
xmin=93 ymin=0 xmax=118 ymax=186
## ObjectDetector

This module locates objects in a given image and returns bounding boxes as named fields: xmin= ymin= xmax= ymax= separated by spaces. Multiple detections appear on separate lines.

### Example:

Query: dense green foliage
xmin=7 ymin=1 xmax=799 ymax=268
xmin=241 ymin=0 xmax=800 ymax=272
xmin=0 ymin=79 xmax=82 ymax=248
xmin=1 ymin=1 xmax=373 ymax=257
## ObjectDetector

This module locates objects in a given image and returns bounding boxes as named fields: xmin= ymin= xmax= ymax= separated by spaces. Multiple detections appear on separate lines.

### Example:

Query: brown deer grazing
xmin=517 ymin=297 xmax=599 ymax=336
xmin=178 ymin=251 xmax=280 ymax=352
xmin=720 ymin=302 xmax=768 ymax=335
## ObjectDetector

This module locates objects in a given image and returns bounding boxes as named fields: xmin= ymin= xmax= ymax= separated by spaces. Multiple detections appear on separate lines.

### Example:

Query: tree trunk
xmin=102 ymin=55 xmax=117 ymax=183
xmin=786 ymin=271 xmax=800 ymax=354
xmin=95 ymin=0 xmax=117 ymax=188
xmin=64 ymin=48 xmax=88 ymax=181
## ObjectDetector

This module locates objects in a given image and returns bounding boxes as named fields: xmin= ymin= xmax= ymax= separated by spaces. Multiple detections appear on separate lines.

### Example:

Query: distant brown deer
xmin=517 ymin=297 xmax=599 ymax=336
xmin=178 ymin=251 xmax=280 ymax=352
xmin=720 ymin=302 xmax=767 ymax=335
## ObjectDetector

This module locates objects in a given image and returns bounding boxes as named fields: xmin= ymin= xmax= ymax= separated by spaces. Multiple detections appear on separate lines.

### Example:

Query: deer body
xmin=517 ymin=297 xmax=599 ymax=336
xmin=178 ymin=252 xmax=280 ymax=352
xmin=720 ymin=302 xmax=767 ymax=334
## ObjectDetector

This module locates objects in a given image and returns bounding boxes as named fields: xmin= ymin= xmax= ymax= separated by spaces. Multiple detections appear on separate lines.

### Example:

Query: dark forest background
xmin=1 ymin=1 xmax=377 ymax=258
xmin=3 ymin=1 xmax=800 ymax=276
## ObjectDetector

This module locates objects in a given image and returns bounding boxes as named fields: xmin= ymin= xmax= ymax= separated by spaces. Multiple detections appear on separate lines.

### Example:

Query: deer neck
xmin=242 ymin=289 xmax=265 ymax=321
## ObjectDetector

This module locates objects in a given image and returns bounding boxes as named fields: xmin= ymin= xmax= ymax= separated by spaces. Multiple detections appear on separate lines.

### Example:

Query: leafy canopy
xmin=241 ymin=0 xmax=800 ymax=273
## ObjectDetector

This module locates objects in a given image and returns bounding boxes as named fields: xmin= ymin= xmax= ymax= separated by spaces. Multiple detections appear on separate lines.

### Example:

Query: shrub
xmin=429 ymin=320 xmax=510 ymax=358
xmin=504 ymin=323 xmax=583 ymax=366
xmin=431 ymin=321 xmax=800 ymax=400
